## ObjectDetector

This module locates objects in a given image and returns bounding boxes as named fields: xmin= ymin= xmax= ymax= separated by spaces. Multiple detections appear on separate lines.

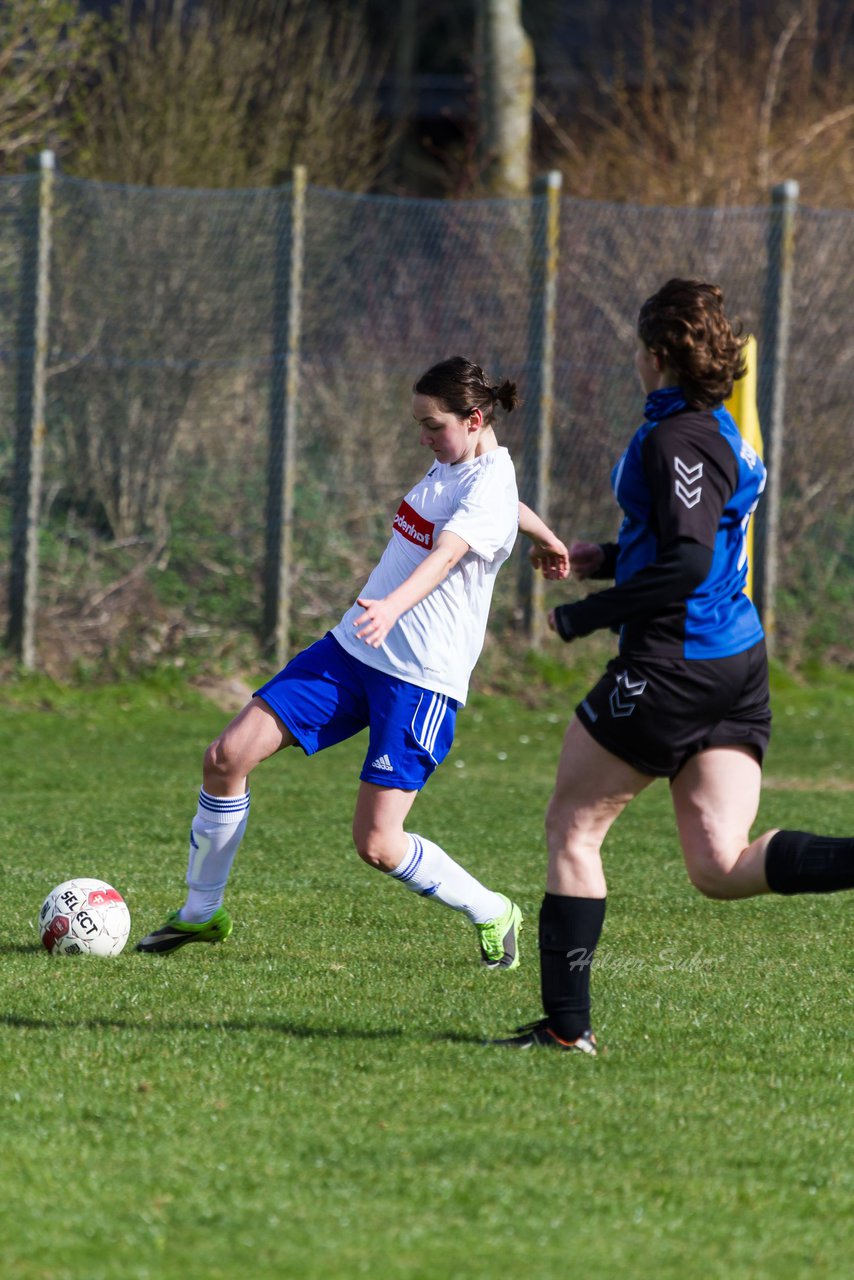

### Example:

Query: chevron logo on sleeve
xmin=609 ymin=671 xmax=648 ymax=718
xmin=674 ymin=456 xmax=703 ymax=508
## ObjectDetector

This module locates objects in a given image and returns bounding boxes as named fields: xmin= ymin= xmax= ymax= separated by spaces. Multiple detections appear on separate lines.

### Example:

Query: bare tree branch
xmin=757 ymin=10 xmax=803 ymax=192
xmin=774 ymin=102 xmax=854 ymax=171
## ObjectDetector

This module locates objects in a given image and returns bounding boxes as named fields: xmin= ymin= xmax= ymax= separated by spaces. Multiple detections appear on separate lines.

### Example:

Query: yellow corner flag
xmin=725 ymin=335 xmax=763 ymax=600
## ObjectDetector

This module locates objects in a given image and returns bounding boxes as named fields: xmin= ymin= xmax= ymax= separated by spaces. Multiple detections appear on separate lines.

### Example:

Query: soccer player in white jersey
xmin=137 ymin=356 xmax=569 ymax=970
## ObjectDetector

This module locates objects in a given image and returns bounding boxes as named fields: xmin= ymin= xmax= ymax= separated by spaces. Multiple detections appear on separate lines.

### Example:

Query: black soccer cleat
xmin=491 ymin=1018 xmax=598 ymax=1055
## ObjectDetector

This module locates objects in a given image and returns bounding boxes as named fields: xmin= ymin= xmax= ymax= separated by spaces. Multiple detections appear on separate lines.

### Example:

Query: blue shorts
xmin=254 ymin=633 xmax=458 ymax=791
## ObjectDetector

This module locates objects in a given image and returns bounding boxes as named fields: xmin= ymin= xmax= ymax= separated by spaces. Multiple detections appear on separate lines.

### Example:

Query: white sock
xmin=180 ymin=789 xmax=250 ymax=923
xmin=389 ymin=833 xmax=505 ymax=924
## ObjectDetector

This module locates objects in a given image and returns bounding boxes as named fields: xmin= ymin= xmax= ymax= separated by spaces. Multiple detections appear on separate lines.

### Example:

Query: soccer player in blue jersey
xmin=495 ymin=278 xmax=854 ymax=1055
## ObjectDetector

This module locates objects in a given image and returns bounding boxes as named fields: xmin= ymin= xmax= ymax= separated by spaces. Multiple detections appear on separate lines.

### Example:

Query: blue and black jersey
xmin=556 ymin=386 xmax=766 ymax=659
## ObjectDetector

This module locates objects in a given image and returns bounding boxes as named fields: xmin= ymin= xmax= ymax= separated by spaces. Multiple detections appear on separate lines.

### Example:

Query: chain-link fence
xmin=1 ymin=164 xmax=852 ymax=677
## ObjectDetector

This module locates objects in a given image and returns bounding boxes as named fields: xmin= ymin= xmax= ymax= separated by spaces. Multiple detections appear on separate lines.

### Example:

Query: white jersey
xmin=333 ymin=446 xmax=518 ymax=705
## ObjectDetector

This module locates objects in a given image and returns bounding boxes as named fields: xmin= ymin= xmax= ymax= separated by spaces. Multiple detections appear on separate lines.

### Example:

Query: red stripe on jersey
xmin=393 ymin=499 xmax=435 ymax=549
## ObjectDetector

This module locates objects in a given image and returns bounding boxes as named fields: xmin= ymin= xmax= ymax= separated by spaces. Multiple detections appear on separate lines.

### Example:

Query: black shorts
xmin=575 ymin=640 xmax=771 ymax=780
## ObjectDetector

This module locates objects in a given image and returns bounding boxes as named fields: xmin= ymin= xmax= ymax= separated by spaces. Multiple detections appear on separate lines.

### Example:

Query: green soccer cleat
xmin=475 ymin=895 xmax=522 ymax=970
xmin=135 ymin=906 xmax=233 ymax=955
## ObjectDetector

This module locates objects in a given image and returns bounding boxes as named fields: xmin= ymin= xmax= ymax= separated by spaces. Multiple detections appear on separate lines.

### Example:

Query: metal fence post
xmin=755 ymin=179 xmax=799 ymax=657
xmin=7 ymin=150 xmax=55 ymax=670
xmin=264 ymin=164 xmax=306 ymax=666
xmin=519 ymin=169 xmax=561 ymax=645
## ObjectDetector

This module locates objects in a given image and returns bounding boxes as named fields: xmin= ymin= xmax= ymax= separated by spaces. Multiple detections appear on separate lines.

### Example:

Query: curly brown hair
xmin=413 ymin=356 xmax=520 ymax=425
xmin=637 ymin=278 xmax=748 ymax=408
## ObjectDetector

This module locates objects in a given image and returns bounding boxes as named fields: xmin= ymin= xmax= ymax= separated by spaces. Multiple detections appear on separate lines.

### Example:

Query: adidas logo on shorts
xmin=371 ymin=754 xmax=394 ymax=772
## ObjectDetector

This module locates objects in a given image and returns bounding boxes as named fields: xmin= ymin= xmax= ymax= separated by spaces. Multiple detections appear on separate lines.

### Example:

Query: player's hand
xmin=569 ymin=540 xmax=604 ymax=580
xmin=353 ymin=597 xmax=399 ymax=648
xmin=528 ymin=534 xmax=570 ymax=580
xmin=547 ymin=608 xmax=558 ymax=633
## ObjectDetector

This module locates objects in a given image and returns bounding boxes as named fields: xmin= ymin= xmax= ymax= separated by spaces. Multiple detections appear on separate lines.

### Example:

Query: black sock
xmin=539 ymin=892 xmax=606 ymax=1039
xmin=765 ymin=829 xmax=854 ymax=895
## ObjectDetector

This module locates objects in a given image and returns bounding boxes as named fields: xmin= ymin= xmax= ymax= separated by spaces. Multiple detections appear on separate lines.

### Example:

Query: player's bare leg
xmin=204 ymin=697 xmax=297 ymax=796
xmin=671 ymin=746 xmax=772 ymax=898
xmin=351 ymin=781 xmax=417 ymax=871
xmin=353 ymin=781 xmax=523 ymax=968
xmin=546 ymin=717 xmax=654 ymax=896
xmin=673 ymin=745 xmax=854 ymax=896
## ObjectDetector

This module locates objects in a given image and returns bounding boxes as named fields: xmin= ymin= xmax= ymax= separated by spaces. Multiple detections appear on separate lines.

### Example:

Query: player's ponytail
xmin=492 ymin=378 xmax=520 ymax=415
xmin=415 ymin=356 xmax=520 ymax=425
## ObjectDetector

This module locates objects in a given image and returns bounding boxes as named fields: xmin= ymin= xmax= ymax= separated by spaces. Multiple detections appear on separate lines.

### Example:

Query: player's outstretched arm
xmin=353 ymin=530 xmax=470 ymax=649
xmin=519 ymin=501 xmax=570 ymax=581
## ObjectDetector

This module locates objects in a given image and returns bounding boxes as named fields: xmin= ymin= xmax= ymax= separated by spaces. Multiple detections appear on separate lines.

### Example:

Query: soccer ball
xmin=39 ymin=878 xmax=131 ymax=957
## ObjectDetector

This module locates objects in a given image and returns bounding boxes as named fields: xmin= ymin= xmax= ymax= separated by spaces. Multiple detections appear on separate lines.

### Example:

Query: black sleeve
xmin=552 ymin=417 xmax=737 ymax=643
xmin=552 ymin=539 xmax=713 ymax=641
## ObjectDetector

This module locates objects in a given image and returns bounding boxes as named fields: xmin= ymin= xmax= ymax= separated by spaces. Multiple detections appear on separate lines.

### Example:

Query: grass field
xmin=1 ymin=667 xmax=852 ymax=1280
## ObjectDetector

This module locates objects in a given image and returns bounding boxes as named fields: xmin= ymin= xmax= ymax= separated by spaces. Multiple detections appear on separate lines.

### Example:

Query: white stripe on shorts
xmin=412 ymin=692 xmax=448 ymax=759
